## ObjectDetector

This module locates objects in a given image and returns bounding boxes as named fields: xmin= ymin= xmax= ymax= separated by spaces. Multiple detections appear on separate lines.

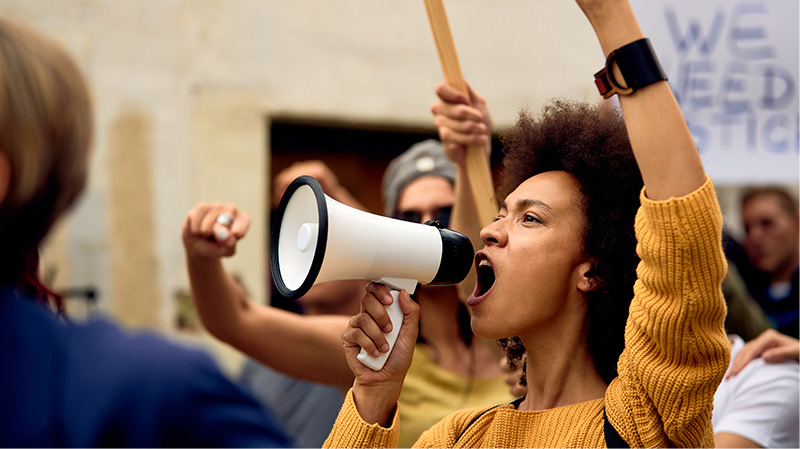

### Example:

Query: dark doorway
xmin=270 ymin=119 xmax=440 ymax=214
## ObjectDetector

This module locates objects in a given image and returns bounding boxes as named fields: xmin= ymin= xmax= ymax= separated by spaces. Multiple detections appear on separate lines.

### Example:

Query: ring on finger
xmin=216 ymin=212 xmax=234 ymax=228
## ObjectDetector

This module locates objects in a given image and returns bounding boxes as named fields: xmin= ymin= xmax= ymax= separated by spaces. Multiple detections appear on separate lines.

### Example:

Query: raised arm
xmin=577 ymin=0 xmax=706 ymax=199
xmin=431 ymin=82 xmax=494 ymax=301
xmin=581 ymin=2 xmax=730 ymax=447
xmin=182 ymin=202 xmax=354 ymax=391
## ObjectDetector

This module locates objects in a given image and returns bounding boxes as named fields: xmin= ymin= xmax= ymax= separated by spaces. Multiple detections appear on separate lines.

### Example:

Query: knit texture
xmin=326 ymin=389 xmax=400 ymax=448
xmin=605 ymin=177 xmax=730 ymax=448
xmin=323 ymin=177 xmax=730 ymax=448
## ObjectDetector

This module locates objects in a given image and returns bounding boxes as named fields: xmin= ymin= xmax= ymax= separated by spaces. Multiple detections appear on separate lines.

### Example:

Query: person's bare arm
xmin=431 ymin=82 xmax=493 ymax=301
xmin=577 ymin=0 xmax=706 ymax=200
xmin=182 ymin=202 xmax=354 ymax=391
xmin=715 ymin=432 xmax=762 ymax=448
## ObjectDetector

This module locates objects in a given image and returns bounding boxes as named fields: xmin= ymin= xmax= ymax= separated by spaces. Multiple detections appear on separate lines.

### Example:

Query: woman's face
xmin=468 ymin=171 xmax=593 ymax=340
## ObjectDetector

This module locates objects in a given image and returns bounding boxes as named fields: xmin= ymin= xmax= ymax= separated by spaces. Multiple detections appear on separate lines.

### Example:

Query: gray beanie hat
xmin=382 ymin=139 xmax=456 ymax=217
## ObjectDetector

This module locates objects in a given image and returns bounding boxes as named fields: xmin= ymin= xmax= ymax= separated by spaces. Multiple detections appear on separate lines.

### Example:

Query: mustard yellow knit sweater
xmin=324 ymin=178 xmax=730 ymax=448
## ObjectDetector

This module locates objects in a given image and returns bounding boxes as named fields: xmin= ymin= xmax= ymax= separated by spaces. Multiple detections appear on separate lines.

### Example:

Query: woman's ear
xmin=577 ymin=261 xmax=600 ymax=292
xmin=0 ymin=152 xmax=9 ymax=206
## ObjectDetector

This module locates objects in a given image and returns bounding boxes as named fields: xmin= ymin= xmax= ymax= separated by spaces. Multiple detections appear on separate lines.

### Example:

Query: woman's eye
xmin=523 ymin=214 xmax=540 ymax=223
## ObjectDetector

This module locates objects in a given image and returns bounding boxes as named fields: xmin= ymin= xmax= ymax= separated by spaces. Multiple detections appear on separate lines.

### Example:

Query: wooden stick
xmin=424 ymin=0 xmax=498 ymax=227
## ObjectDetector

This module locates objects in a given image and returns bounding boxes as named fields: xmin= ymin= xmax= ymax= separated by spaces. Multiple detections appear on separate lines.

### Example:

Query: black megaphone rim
xmin=270 ymin=175 xmax=329 ymax=300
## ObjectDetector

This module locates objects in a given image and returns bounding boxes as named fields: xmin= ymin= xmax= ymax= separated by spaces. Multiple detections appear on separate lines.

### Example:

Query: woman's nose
xmin=480 ymin=219 xmax=503 ymax=246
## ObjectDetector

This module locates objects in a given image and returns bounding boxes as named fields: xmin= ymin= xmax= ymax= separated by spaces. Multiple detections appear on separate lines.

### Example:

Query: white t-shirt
xmin=713 ymin=335 xmax=800 ymax=448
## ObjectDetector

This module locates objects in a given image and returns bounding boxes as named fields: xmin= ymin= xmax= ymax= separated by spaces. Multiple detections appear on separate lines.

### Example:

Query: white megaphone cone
xmin=271 ymin=175 xmax=473 ymax=370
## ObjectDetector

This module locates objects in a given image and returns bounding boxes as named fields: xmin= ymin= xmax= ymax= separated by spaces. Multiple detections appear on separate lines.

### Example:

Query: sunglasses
xmin=394 ymin=206 xmax=452 ymax=228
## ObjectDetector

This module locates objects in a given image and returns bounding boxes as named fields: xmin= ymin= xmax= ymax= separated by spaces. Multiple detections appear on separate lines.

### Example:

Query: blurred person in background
xmin=0 ymin=13 xmax=290 ymax=447
xmin=740 ymin=187 xmax=799 ymax=337
xmin=183 ymin=139 xmax=513 ymax=448
xmin=721 ymin=259 xmax=774 ymax=341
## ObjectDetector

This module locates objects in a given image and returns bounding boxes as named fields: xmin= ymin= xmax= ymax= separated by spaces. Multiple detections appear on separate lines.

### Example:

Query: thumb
xmin=399 ymin=289 xmax=419 ymax=314
xmin=435 ymin=82 xmax=470 ymax=105
xmin=213 ymin=223 xmax=230 ymax=242
xmin=397 ymin=289 xmax=420 ymax=337
xmin=465 ymin=82 xmax=483 ymax=107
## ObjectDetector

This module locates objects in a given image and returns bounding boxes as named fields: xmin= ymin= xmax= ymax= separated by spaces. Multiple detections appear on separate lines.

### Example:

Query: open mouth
xmin=474 ymin=253 xmax=496 ymax=298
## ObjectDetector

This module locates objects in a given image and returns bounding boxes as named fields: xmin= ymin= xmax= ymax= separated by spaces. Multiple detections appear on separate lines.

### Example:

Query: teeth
xmin=478 ymin=259 xmax=492 ymax=268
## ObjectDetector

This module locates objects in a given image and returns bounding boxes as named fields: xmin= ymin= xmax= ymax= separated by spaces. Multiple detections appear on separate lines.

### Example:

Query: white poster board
xmin=632 ymin=0 xmax=799 ymax=184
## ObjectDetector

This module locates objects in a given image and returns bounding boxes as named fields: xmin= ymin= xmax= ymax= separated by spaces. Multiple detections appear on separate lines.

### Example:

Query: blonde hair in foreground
xmin=0 ymin=13 xmax=93 ymax=286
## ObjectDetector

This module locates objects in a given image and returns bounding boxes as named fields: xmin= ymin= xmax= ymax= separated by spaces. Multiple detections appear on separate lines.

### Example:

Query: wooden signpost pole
xmin=424 ymin=0 xmax=498 ymax=227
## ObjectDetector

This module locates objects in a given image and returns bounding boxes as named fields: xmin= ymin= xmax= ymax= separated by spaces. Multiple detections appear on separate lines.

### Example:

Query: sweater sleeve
xmin=322 ymin=388 xmax=494 ymax=448
xmin=323 ymin=389 xmax=399 ymax=448
xmin=605 ymin=177 xmax=731 ymax=448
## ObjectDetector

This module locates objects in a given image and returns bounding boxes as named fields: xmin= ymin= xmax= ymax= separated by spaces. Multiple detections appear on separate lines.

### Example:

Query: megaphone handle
xmin=356 ymin=288 xmax=404 ymax=371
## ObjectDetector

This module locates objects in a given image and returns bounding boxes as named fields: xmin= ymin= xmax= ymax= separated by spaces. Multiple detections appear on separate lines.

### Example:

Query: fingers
xmin=342 ymin=283 xmax=420 ymax=360
xmin=364 ymin=283 xmax=395 ymax=333
xmin=431 ymin=82 xmax=491 ymax=164
xmin=230 ymin=211 xmax=251 ymax=240
xmin=343 ymin=283 xmax=394 ymax=357
xmin=196 ymin=204 xmax=237 ymax=243
xmin=346 ymin=313 xmax=388 ymax=358
xmin=185 ymin=203 xmax=210 ymax=237
xmin=728 ymin=338 xmax=769 ymax=378
xmin=728 ymin=329 xmax=800 ymax=378
xmin=431 ymin=100 xmax=486 ymax=125
xmin=763 ymin=344 xmax=800 ymax=363
xmin=433 ymin=82 xmax=489 ymax=123
xmin=434 ymin=112 xmax=490 ymax=136
xmin=435 ymin=115 xmax=490 ymax=147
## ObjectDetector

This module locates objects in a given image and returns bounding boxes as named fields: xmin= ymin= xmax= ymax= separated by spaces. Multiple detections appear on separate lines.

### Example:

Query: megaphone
xmin=270 ymin=175 xmax=473 ymax=370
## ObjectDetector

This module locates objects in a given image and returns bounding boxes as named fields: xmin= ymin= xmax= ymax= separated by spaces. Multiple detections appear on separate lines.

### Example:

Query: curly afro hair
xmin=497 ymin=99 xmax=643 ymax=385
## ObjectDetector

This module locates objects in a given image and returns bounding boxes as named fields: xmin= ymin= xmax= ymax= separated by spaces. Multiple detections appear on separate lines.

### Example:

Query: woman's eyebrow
xmin=516 ymin=198 xmax=552 ymax=213
xmin=499 ymin=198 xmax=552 ymax=213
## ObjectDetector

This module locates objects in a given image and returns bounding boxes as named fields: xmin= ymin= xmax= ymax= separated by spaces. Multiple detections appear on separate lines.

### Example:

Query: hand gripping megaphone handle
xmin=356 ymin=288 xmax=404 ymax=371
xmin=356 ymin=277 xmax=418 ymax=371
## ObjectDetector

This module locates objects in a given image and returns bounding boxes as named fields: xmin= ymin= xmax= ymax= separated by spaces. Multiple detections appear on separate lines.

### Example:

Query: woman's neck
xmin=517 ymin=328 xmax=607 ymax=411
